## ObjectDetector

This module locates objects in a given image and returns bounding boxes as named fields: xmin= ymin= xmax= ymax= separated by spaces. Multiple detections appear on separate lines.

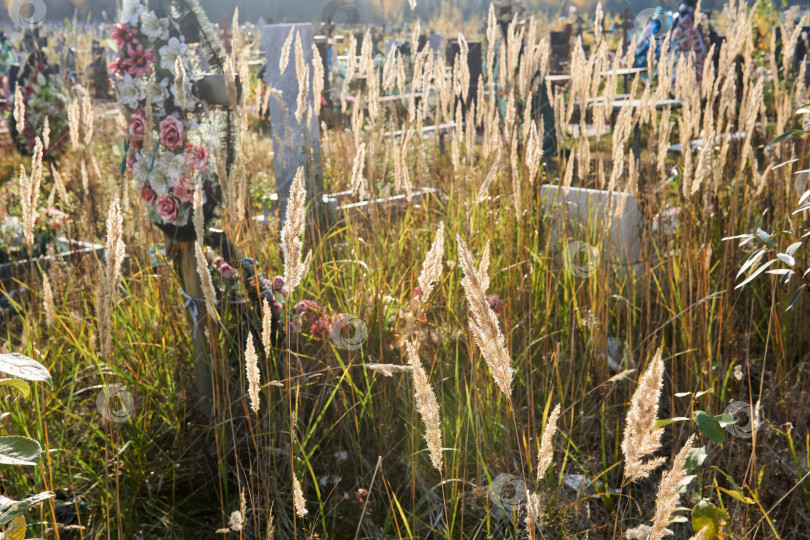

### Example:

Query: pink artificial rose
xmin=273 ymin=275 xmax=285 ymax=291
xmin=177 ymin=174 xmax=195 ymax=190
xmin=213 ymin=256 xmax=224 ymax=267
xmin=204 ymin=250 xmax=212 ymax=264
xmin=487 ymin=294 xmax=504 ymax=317
xmin=159 ymin=115 xmax=185 ymax=150
xmin=413 ymin=286 xmax=422 ymax=298
xmin=141 ymin=183 xmax=157 ymax=206
xmin=310 ymin=315 xmax=332 ymax=340
xmin=127 ymin=156 xmax=135 ymax=172
xmin=287 ymin=318 xmax=303 ymax=333
xmin=156 ymin=195 xmax=179 ymax=222
xmin=129 ymin=109 xmax=145 ymax=139
xmin=217 ymin=262 xmax=237 ymax=279
xmin=173 ymin=179 xmax=194 ymax=203
xmin=184 ymin=144 xmax=209 ymax=171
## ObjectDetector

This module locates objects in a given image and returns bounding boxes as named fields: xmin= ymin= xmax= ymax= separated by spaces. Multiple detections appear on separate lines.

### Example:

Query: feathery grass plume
xmin=525 ymin=491 xmax=542 ymax=540
xmin=80 ymin=158 xmax=89 ymax=194
xmin=228 ymin=509 xmax=243 ymax=532
xmin=42 ymin=116 xmax=50 ymax=150
xmin=13 ymin=84 xmax=24 ymax=130
xmin=648 ymin=435 xmax=696 ymax=540
xmin=292 ymin=473 xmax=308 ymax=517
xmin=457 ymin=235 xmax=514 ymax=398
xmin=350 ymin=142 xmax=367 ymax=200
xmin=97 ymin=199 xmax=126 ymax=360
xmin=346 ymin=34 xmax=356 ymax=83
xmin=294 ymin=33 xmax=309 ymax=123
xmin=311 ymin=43 xmax=324 ymax=117
xmin=245 ymin=334 xmax=261 ymax=413
xmin=261 ymin=297 xmax=273 ymax=359
xmin=382 ymin=45 xmax=397 ymax=92
xmin=417 ymin=222 xmax=445 ymax=304
xmin=359 ymin=29 xmax=373 ymax=77
xmin=19 ymin=138 xmax=43 ymax=250
xmin=624 ymin=524 xmax=652 ymax=539
xmin=193 ymin=180 xmax=204 ymax=243
xmin=50 ymin=167 xmax=69 ymax=206
xmin=175 ymin=56 xmax=187 ymax=109
xmin=266 ymin=502 xmax=275 ymax=539
xmin=536 ymin=403 xmax=561 ymax=482
xmin=524 ymin=122 xmax=542 ymax=185
xmin=366 ymin=364 xmax=413 ymax=377
xmin=477 ymin=158 xmax=499 ymax=203
xmin=81 ymin=88 xmax=94 ymax=146
xmin=42 ymin=273 xmax=55 ymax=327
xmin=621 ymin=347 xmax=666 ymax=482
xmin=406 ymin=340 xmax=443 ymax=470
xmin=281 ymin=167 xmax=307 ymax=296
xmin=194 ymin=241 xmax=218 ymax=321
xmin=279 ymin=27 xmax=294 ymax=74
xmin=688 ymin=527 xmax=708 ymax=540
xmin=478 ymin=240 xmax=491 ymax=292
xmin=407 ymin=0 xmax=416 ymax=9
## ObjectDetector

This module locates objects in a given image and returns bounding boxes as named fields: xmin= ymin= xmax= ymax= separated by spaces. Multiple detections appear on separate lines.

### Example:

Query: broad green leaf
xmin=676 ymin=474 xmax=696 ymax=493
xmin=694 ymin=411 xmax=725 ymax=445
xmin=769 ymin=129 xmax=805 ymax=145
xmin=692 ymin=499 xmax=729 ymax=540
xmin=685 ymin=447 xmax=707 ymax=472
xmin=695 ymin=388 xmax=715 ymax=398
xmin=0 ymin=491 xmax=53 ymax=527
xmin=654 ymin=417 xmax=690 ymax=429
xmin=0 ymin=436 xmax=41 ymax=466
xmin=0 ymin=379 xmax=29 ymax=399
xmin=0 ymin=354 xmax=51 ymax=385
xmin=718 ymin=486 xmax=755 ymax=505
xmin=2 ymin=514 xmax=25 ymax=540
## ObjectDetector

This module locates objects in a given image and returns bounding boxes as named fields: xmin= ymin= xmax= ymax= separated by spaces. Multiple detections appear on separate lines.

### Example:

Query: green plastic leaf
xmin=692 ymin=499 xmax=729 ymax=540
xmin=769 ymin=129 xmax=805 ymax=146
xmin=0 ymin=491 xmax=54 ymax=527
xmin=0 ymin=354 xmax=51 ymax=385
xmin=694 ymin=411 xmax=725 ymax=445
xmin=718 ymin=486 xmax=755 ymax=505
xmin=0 ymin=379 xmax=30 ymax=399
xmin=0 ymin=436 xmax=41 ymax=466
xmin=685 ymin=447 xmax=707 ymax=472
xmin=654 ymin=417 xmax=691 ymax=429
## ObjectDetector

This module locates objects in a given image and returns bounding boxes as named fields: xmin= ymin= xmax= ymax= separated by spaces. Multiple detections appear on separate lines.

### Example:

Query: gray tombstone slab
xmin=540 ymin=185 xmax=643 ymax=273
xmin=261 ymin=23 xmax=322 ymax=220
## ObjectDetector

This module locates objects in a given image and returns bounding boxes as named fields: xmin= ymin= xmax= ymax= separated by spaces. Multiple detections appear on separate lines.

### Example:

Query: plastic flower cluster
xmin=288 ymin=300 xmax=344 ymax=341
xmin=14 ymin=62 xmax=69 ymax=155
xmin=112 ymin=0 xmax=212 ymax=229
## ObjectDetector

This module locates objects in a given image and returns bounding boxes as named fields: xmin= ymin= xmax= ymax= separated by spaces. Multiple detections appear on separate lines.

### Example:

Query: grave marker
xmin=260 ymin=23 xmax=323 ymax=220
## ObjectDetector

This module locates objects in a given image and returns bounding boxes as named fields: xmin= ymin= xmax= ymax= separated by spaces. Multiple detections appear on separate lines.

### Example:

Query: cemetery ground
xmin=1 ymin=2 xmax=810 ymax=538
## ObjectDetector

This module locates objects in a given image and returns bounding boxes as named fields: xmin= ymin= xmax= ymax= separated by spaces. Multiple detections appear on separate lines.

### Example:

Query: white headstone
xmin=261 ymin=23 xmax=322 ymax=219
xmin=540 ymin=185 xmax=644 ymax=272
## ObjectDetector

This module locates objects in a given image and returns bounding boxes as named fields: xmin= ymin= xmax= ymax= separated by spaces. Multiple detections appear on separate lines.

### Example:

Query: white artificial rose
xmin=141 ymin=11 xmax=170 ymax=42
xmin=120 ymin=0 xmax=144 ymax=26
xmin=159 ymin=37 xmax=189 ymax=75
xmin=164 ymin=152 xmax=186 ymax=184
xmin=143 ymin=78 xmax=169 ymax=105
xmin=117 ymin=74 xmax=145 ymax=108
xmin=132 ymin=151 xmax=151 ymax=183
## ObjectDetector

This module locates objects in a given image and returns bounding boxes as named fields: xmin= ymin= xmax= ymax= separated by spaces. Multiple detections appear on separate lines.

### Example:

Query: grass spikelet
xmin=97 ymin=199 xmax=126 ymax=360
xmin=42 ymin=116 xmax=50 ymax=150
xmin=13 ymin=84 xmax=24 ymax=130
xmin=648 ymin=435 xmax=696 ymax=540
xmin=42 ymin=273 xmax=55 ymax=327
xmin=350 ymin=142 xmax=367 ymax=200
xmin=417 ymin=222 xmax=445 ymax=304
xmin=457 ymin=235 xmax=514 ymax=398
xmin=478 ymin=240 xmax=491 ymax=292
xmin=281 ymin=167 xmax=307 ymax=296
xmin=195 ymin=241 xmax=218 ymax=322
xmin=261 ymin=298 xmax=273 ymax=359
xmin=311 ymin=43 xmax=324 ymax=117
xmin=279 ymin=27 xmax=294 ymax=74
xmin=621 ymin=347 xmax=666 ymax=482
xmin=19 ymin=138 xmax=43 ymax=250
xmin=245 ymin=334 xmax=260 ymax=413
xmin=292 ymin=473 xmax=307 ymax=517
xmin=536 ymin=403 xmax=561 ymax=482
xmin=406 ymin=340 xmax=443 ymax=470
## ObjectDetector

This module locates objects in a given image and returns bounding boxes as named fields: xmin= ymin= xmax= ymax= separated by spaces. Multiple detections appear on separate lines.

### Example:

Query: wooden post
xmin=173 ymin=239 xmax=212 ymax=419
